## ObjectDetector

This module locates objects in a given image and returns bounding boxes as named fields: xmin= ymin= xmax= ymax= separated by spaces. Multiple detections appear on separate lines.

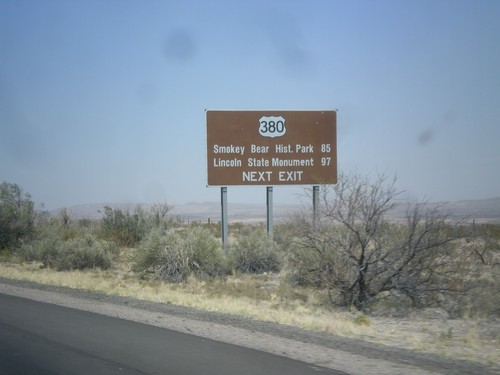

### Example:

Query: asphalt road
xmin=0 ymin=293 xmax=347 ymax=375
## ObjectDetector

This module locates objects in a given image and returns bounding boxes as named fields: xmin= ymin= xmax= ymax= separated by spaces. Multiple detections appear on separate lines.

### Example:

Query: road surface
xmin=0 ymin=293 xmax=345 ymax=375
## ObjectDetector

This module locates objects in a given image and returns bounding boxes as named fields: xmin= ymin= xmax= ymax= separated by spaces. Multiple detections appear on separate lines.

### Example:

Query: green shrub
xmin=0 ymin=182 xmax=36 ymax=251
xmin=55 ymin=234 xmax=112 ymax=271
xmin=132 ymin=229 xmax=168 ymax=272
xmin=182 ymin=226 xmax=227 ymax=279
xmin=19 ymin=234 xmax=61 ymax=268
xmin=100 ymin=206 xmax=148 ymax=247
xmin=230 ymin=227 xmax=281 ymax=274
xmin=133 ymin=227 xmax=227 ymax=282
xmin=19 ymin=233 xmax=112 ymax=271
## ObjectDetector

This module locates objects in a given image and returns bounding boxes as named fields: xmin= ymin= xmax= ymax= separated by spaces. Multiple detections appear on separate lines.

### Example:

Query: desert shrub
xmin=132 ymin=229 xmax=168 ymax=273
xmin=287 ymin=173 xmax=467 ymax=312
xmin=19 ymin=233 xmax=112 ymax=271
xmin=273 ymin=222 xmax=298 ymax=249
xmin=148 ymin=202 xmax=173 ymax=231
xmin=55 ymin=208 xmax=91 ymax=241
xmin=152 ymin=235 xmax=191 ymax=283
xmin=0 ymin=182 xmax=36 ymax=251
xmin=133 ymin=227 xmax=227 ymax=282
xmin=32 ymin=208 xmax=99 ymax=245
xmin=182 ymin=226 xmax=227 ymax=279
xmin=468 ymin=224 xmax=500 ymax=265
xmin=18 ymin=206 xmax=115 ymax=268
xmin=100 ymin=206 xmax=148 ymax=247
xmin=99 ymin=203 xmax=175 ymax=247
xmin=55 ymin=234 xmax=112 ymax=271
xmin=18 ymin=233 xmax=62 ymax=268
xmin=449 ymin=228 xmax=500 ymax=317
xmin=230 ymin=226 xmax=281 ymax=274
xmin=454 ymin=262 xmax=500 ymax=318
xmin=286 ymin=228 xmax=334 ymax=288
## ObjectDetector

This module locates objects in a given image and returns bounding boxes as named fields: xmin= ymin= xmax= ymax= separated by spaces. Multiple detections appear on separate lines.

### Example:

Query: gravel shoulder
xmin=0 ymin=277 xmax=498 ymax=375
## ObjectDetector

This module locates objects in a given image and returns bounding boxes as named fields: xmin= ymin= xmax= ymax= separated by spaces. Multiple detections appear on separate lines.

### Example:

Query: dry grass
xmin=0 ymin=261 xmax=499 ymax=367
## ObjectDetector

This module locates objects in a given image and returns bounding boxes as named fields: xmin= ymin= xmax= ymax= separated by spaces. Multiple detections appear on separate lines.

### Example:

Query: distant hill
xmin=50 ymin=201 xmax=301 ymax=223
xmin=50 ymin=197 xmax=500 ymax=224
xmin=388 ymin=198 xmax=500 ymax=224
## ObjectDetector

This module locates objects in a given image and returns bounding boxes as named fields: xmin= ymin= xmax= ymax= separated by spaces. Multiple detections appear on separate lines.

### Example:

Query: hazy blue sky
xmin=1 ymin=0 xmax=499 ymax=210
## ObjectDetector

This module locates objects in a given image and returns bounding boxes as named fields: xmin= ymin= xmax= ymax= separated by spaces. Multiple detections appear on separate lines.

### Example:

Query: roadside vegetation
xmin=1 ymin=178 xmax=499 ymax=366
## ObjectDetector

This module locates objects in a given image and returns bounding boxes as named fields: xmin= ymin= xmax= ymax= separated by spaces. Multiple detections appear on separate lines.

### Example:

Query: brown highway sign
xmin=206 ymin=110 xmax=337 ymax=186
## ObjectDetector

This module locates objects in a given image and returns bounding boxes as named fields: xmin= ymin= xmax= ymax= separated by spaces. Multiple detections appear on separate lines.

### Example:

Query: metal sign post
xmin=313 ymin=185 xmax=319 ymax=230
xmin=266 ymin=186 xmax=273 ymax=239
xmin=221 ymin=187 xmax=228 ymax=251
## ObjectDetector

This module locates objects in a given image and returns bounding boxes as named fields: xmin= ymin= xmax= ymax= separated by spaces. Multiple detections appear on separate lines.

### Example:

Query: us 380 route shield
xmin=206 ymin=110 xmax=337 ymax=186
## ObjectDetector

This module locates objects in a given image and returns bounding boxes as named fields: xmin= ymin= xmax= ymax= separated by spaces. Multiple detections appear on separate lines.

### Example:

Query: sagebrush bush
xmin=19 ymin=234 xmax=61 ymax=268
xmin=132 ymin=229 xmax=169 ymax=272
xmin=133 ymin=227 xmax=227 ymax=282
xmin=0 ymin=182 xmax=36 ymax=250
xmin=100 ymin=206 xmax=148 ymax=247
xmin=19 ymin=233 xmax=112 ymax=271
xmin=55 ymin=234 xmax=112 ymax=271
xmin=181 ymin=226 xmax=227 ymax=279
xmin=230 ymin=227 xmax=281 ymax=274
